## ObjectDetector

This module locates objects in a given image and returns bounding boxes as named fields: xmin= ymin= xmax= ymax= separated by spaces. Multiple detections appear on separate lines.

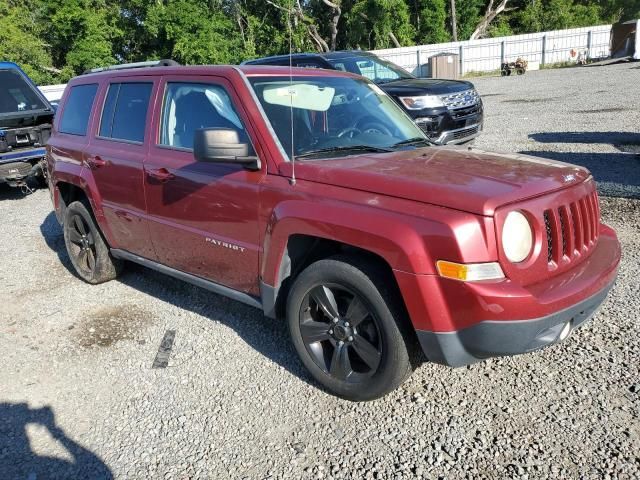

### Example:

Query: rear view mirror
xmin=193 ymin=128 xmax=260 ymax=170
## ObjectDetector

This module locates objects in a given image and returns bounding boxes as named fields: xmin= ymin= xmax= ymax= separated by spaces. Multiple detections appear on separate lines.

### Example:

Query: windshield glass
xmin=0 ymin=69 xmax=48 ymax=115
xmin=248 ymin=75 xmax=427 ymax=160
xmin=327 ymin=56 xmax=413 ymax=84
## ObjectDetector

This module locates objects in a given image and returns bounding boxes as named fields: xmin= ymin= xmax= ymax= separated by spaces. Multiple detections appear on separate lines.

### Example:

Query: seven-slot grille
xmin=543 ymin=190 xmax=600 ymax=265
xmin=439 ymin=89 xmax=480 ymax=110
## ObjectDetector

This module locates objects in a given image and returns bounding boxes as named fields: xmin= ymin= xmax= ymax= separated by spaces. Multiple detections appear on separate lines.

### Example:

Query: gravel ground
xmin=1 ymin=63 xmax=639 ymax=480
xmin=472 ymin=61 xmax=640 ymax=199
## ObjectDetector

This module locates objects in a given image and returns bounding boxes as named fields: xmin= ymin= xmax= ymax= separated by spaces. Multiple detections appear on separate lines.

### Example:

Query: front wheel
xmin=286 ymin=257 xmax=414 ymax=401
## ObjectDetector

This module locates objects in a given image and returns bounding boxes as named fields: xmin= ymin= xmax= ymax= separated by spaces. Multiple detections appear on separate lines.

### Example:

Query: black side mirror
xmin=193 ymin=128 xmax=260 ymax=170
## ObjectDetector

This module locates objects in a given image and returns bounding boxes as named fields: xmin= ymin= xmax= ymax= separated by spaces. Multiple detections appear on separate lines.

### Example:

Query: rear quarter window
xmin=99 ymin=82 xmax=153 ymax=143
xmin=58 ymin=84 xmax=98 ymax=136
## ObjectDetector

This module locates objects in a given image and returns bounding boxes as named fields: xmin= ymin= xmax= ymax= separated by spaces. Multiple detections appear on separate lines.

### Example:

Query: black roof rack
xmin=83 ymin=59 xmax=180 ymax=75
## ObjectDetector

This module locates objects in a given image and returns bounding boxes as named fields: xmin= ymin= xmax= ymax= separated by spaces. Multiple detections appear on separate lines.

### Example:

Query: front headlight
xmin=399 ymin=95 xmax=445 ymax=110
xmin=502 ymin=211 xmax=533 ymax=263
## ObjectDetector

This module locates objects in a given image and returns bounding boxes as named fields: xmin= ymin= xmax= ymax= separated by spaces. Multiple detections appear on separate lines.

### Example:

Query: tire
xmin=286 ymin=256 xmax=414 ymax=401
xmin=63 ymin=200 xmax=123 ymax=284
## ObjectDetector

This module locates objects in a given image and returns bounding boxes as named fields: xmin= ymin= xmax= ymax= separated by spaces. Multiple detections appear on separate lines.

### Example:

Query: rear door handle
xmin=147 ymin=167 xmax=175 ymax=183
xmin=86 ymin=155 xmax=107 ymax=169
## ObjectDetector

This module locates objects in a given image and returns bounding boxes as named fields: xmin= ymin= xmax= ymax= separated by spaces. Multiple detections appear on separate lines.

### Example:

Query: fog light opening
xmin=558 ymin=321 xmax=572 ymax=342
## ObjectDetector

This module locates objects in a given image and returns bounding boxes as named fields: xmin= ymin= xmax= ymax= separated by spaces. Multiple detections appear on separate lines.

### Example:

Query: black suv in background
xmin=242 ymin=51 xmax=483 ymax=145
xmin=0 ymin=61 xmax=54 ymax=189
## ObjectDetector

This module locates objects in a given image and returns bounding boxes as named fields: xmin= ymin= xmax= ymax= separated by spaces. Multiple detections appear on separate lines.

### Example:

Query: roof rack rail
xmin=83 ymin=59 xmax=180 ymax=75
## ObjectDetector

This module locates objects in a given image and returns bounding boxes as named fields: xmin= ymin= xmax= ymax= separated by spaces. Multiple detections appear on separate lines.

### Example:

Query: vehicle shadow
xmin=0 ymin=402 xmax=112 ymax=480
xmin=523 ymin=131 xmax=640 ymax=199
xmin=528 ymin=131 xmax=640 ymax=145
xmin=0 ymin=183 xmax=27 ymax=201
xmin=39 ymin=212 xmax=316 ymax=390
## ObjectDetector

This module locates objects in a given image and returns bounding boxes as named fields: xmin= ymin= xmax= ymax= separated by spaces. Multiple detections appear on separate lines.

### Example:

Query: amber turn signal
xmin=436 ymin=260 xmax=505 ymax=282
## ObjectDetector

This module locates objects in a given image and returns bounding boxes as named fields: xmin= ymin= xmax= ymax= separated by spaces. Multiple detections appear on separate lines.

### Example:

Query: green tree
xmin=40 ymin=0 xmax=121 ymax=78
xmin=0 ymin=0 xmax=56 ymax=84
xmin=347 ymin=0 xmax=415 ymax=49
xmin=417 ymin=0 xmax=451 ymax=44
xmin=455 ymin=0 xmax=485 ymax=40
xmin=145 ymin=0 xmax=244 ymax=64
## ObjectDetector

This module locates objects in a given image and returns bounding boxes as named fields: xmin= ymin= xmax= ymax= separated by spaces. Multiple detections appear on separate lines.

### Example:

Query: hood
xmin=280 ymin=147 xmax=590 ymax=216
xmin=380 ymin=78 xmax=475 ymax=96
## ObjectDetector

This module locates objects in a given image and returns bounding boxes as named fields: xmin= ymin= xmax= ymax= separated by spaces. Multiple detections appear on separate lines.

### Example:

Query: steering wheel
xmin=358 ymin=121 xmax=393 ymax=136
xmin=337 ymin=127 xmax=362 ymax=139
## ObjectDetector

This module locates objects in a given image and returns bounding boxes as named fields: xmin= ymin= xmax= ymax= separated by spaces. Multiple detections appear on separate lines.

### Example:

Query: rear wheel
xmin=287 ymin=257 xmax=413 ymax=401
xmin=63 ymin=200 xmax=123 ymax=284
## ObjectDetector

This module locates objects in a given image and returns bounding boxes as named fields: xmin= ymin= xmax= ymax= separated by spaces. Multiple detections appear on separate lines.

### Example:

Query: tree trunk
xmin=470 ymin=0 xmax=510 ymax=40
xmin=322 ymin=0 xmax=341 ymax=51
xmin=450 ymin=0 xmax=458 ymax=42
xmin=388 ymin=31 xmax=401 ymax=48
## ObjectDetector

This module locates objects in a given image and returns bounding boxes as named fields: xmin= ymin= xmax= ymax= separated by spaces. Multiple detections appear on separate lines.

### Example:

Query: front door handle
xmin=86 ymin=155 xmax=107 ymax=169
xmin=147 ymin=167 xmax=175 ymax=183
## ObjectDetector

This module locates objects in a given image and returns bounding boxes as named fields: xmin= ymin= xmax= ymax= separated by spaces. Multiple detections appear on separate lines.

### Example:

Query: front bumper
xmin=395 ymin=224 xmax=620 ymax=367
xmin=409 ymin=102 xmax=483 ymax=145
xmin=429 ymin=123 xmax=482 ymax=145
xmin=416 ymin=280 xmax=614 ymax=367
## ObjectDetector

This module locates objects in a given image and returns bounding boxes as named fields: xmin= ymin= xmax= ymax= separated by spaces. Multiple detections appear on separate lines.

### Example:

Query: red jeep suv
xmin=47 ymin=62 xmax=620 ymax=401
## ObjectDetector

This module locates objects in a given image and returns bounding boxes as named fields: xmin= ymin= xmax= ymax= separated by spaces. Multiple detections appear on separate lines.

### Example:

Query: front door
xmin=87 ymin=78 xmax=157 ymax=259
xmin=144 ymin=76 xmax=264 ymax=296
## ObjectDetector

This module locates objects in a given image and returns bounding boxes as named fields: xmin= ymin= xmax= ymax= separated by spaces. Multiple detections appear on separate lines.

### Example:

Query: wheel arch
xmin=259 ymin=200 xmax=434 ymax=322
xmin=53 ymin=172 xmax=116 ymax=248
xmin=261 ymin=233 xmax=411 ymax=321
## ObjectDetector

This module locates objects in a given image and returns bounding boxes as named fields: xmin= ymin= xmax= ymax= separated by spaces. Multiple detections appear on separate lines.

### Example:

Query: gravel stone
xmin=0 ymin=62 xmax=639 ymax=479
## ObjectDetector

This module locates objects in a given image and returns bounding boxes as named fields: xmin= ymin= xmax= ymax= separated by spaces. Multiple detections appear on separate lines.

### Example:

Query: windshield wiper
xmin=295 ymin=145 xmax=394 ymax=159
xmin=391 ymin=137 xmax=435 ymax=148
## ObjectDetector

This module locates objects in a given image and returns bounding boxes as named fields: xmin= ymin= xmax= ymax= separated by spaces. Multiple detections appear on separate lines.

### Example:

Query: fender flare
xmin=259 ymin=199 xmax=451 ymax=318
xmin=53 ymin=165 xmax=118 ymax=248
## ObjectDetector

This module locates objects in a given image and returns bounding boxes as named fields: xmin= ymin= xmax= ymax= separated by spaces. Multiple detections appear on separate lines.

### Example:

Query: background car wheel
xmin=287 ymin=256 xmax=414 ymax=401
xmin=63 ymin=200 xmax=123 ymax=284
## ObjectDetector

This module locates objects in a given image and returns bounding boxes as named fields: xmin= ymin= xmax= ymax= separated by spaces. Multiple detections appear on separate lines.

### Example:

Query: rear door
xmin=144 ymin=75 xmax=265 ymax=295
xmin=49 ymin=82 xmax=100 ymax=186
xmin=87 ymin=77 xmax=158 ymax=259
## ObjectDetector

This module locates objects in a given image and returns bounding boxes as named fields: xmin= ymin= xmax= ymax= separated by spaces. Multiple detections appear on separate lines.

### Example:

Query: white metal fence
xmin=372 ymin=25 xmax=612 ymax=77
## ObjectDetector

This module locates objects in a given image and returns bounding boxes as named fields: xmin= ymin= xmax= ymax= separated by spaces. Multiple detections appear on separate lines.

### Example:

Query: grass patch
xmin=462 ymin=69 xmax=501 ymax=78
xmin=540 ymin=61 xmax=577 ymax=70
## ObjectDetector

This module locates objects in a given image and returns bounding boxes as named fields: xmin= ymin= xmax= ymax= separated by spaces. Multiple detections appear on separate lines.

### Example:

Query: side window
xmin=159 ymin=82 xmax=245 ymax=150
xmin=99 ymin=82 xmax=153 ymax=143
xmin=356 ymin=60 xmax=401 ymax=82
xmin=331 ymin=62 xmax=347 ymax=72
xmin=59 ymin=84 xmax=98 ymax=136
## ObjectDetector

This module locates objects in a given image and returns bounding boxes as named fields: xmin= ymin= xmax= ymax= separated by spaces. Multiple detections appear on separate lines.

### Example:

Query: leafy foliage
xmin=0 ymin=0 xmax=637 ymax=84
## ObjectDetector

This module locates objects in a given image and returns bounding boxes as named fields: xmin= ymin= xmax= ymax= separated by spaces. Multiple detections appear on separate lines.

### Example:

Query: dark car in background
xmin=0 ymin=61 xmax=54 ymax=189
xmin=242 ymin=51 xmax=483 ymax=145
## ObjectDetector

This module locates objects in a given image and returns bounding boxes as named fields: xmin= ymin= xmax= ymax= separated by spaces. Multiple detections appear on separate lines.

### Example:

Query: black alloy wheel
xmin=299 ymin=284 xmax=382 ymax=382
xmin=67 ymin=214 xmax=97 ymax=274
xmin=63 ymin=200 xmax=123 ymax=284
xmin=287 ymin=257 xmax=414 ymax=401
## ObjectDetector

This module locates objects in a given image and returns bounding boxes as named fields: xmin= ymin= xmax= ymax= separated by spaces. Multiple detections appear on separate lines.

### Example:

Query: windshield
xmin=248 ymin=75 xmax=427 ymax=160
xmin=0 ymin=69 xmax=48 ymax=115
xmin=327 ymin=56 xmax=413 ymax=84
